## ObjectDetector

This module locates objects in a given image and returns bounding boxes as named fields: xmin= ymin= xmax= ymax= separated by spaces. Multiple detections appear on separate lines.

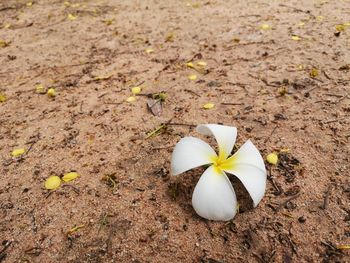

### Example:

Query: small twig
xmin=103 ymin=101 xmax=123 ymax=105
xmin=0 ymin=240 xmax=12 ymax=255
xmin=167 ymin=122 xmax=196 ymax=127
xmin=278 ymin=193 xmax=300 ymax=210
xmin=322 ymin=70 xmax=333 ymax=80
xmin=152 ymin=145 xmax=175 ymax=151
xmin=184 ymin=89 xmax=200 ymax=97
xmin=252 ymin=253 xmax=266 ymax=263
xmin=324 ymin=93 xmax=344 ymax=98
xmin=79 ymin=101 xmax=83 ymax=113
xmin=323 ymin=117 xmax=345 ymax=124
xmin=62 ymin=184 xmax=80 ymax=194
xmin=264 ymin=125 xmax=278 ymax=143
xmin=321 ymin=185 xmax=333 ymax=210
xmin=221 ymin=102 xmax=244 ymax=106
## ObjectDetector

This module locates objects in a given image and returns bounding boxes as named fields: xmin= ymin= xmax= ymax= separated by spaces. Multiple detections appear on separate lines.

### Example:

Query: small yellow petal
xmin=337 ymin=245 xmax=350 ymax=250
xmin=0 ymin=93 xmax=7 ymax=103
xmin=260 ymin=24 xmax=271 ymax=30
xmin=291 ymin=35 xmax=301 ymax=41
xmin=196 ymin=61 xmax=207 ymax=67
xmin=47 ymin=88 xmax=56 ymax=97
xmin=145 ymin=48 xmax=154 ymax=54
xmin=188 ymin=74 xmax=197 ymax=81
xmin=64 ymin=1 xmax=70 ymax=7
xmin=62 ymin=172 xmax=79 ymax=182
xmin=131 ymin=86 xmax=141 ymax=94
xmin=203 ymin=103 xmax=215 ymax=109
xmin=126 ymin=96 xmax=136 ymax=102
xmin=26 ymin=2 xmax=33 ymax=7
xmin=335 ymin=24 xmax=345 ymax=32
xmin=44 ymin=176 xmax=61 ymax=190
xmin=316 ymin=16 xmax=324 ymax=22
xmin=310 ymin=68 xmax=319 ymax=78
xmin=266 ymin=153 xmax=278 ymax=165
xmin=165 ymin=32 xmax=175 ymax=42
xmin=344 ymin=22 xmax=350 ymax=26
xmin=36 ymin=84 xmax=46 ymax=94
xmin=186 ymin=62 xmax=195 ymax=68
xmin=102 ymin=19 xmax=113 ymax=25
xmin=68 ymin=14 xmax=77 ymax=20
xmin=94 ymin=75 xmax=112 ymax=81
xmin=11 ymin=148 xmax=26 ymax=157
xmin=67 ymin=225 xmax=85 ymax=235
xmin=280 ymin=148 xmax=290 ymax=153
xmin=0 ymin=40 xmax=9 ymax=48
xmin=298 ymin=22 xmax=305 ymax=27
xmin=296 ymin=64 xmax=304 ymax=71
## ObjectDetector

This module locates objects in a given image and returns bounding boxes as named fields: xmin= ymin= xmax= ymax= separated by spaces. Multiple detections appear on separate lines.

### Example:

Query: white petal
xmin=196 ymin=124 xmax=237 ymax=160
xmin=192 ymin=166 xmax=237 ymax=221
xmin=233 ymin=140 xmax=266 ymax=172
xmin=222 ymin=140 xmax=266 ymax=207
xmin=171 ymin=137 xmax=216 ymax=176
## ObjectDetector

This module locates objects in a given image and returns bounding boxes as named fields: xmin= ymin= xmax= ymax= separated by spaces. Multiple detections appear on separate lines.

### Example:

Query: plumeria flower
xmin=171 ymin=124 xmax=266 ymax=221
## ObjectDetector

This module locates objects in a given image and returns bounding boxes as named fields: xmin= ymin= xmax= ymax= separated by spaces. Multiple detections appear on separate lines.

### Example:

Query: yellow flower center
xmin=211 ymin=154 xmax=237 ymax=172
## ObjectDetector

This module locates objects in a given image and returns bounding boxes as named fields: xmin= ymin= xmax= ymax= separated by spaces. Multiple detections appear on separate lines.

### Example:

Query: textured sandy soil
xmin=0 ymin=0 xmax=350 ymax=262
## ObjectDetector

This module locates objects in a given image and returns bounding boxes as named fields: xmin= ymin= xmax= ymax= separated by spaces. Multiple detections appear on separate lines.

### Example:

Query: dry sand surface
xmin=0 ymin=0 xmax=350 ymax=262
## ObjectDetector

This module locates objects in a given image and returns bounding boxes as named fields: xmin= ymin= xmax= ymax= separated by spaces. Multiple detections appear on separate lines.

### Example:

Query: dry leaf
xmin=147 ymin=98 xmax=162 ymax=116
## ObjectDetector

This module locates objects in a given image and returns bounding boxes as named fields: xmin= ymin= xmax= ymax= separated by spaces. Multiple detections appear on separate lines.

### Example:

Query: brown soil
xmin=1 ymin=0 xmax=349 ymax=262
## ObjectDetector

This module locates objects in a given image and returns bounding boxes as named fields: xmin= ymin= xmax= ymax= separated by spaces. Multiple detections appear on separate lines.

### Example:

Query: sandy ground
xmin=0 ymin=0 xmax=350 ymax=262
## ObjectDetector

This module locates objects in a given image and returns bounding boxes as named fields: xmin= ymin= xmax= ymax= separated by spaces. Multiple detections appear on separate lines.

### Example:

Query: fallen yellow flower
xmin=203 ymin=103 xmax=215 ymax=109
xmin=11 ymin=148 xmax=26 ymax=157
xmin=36 ymin=84 xmax=46 ymax=94
xmin=44 ymin=176 xmax=61 ymax=190
xmin=188 ymin=74 xmax=197 ymax=81
xmin=68 ymin=14 xmax=77 ymax=20
xmin=260 ymin=24 xmax=271 ymax=30
xmin=62 ymin=172 xmax=80 ymax=182
xmin=126 ymin=96 xmax=136 ymax=102
xmin=131 ymin=86 xmax=141 ymax=94
xmin=47 ymin=88 xmax=56 ymax=97
xmin=266 ymin=152 xmax=278 ymax=165
xmin=0 ymin=93 xmax=6 ymax=103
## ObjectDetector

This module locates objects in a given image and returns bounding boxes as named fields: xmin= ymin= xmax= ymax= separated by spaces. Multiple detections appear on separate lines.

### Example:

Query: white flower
xmin=171 ymin=124 xmax=266 ymax=221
